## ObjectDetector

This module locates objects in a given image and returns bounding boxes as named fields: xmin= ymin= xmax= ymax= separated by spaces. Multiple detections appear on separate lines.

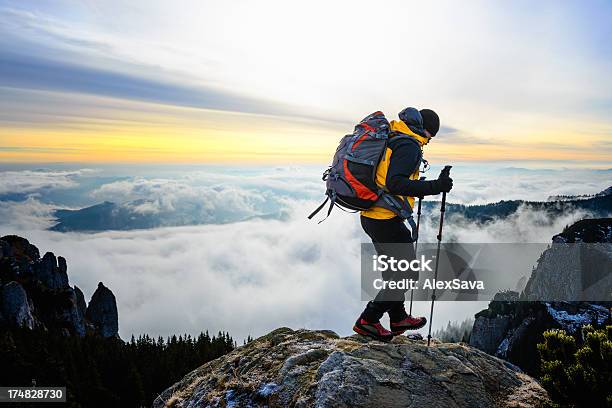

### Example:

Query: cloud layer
xmin=0 ymin=166 xmax=609 ymax=341
xmin=6 ymin=198 xmax=596 ymax=342
xmin=4 ymin=200 xmax=490 ymax=342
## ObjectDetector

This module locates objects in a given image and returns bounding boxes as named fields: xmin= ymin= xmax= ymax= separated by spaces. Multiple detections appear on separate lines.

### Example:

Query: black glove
xmin=429 ymin=170 xmax=453 ymax=194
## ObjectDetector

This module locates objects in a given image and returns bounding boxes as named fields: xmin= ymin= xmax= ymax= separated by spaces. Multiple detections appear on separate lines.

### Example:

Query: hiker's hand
xmin=432 ymin=170 xmax=453 ymax=193
xmin=426 ymin=178 xmax=452 ymax=195
xmin=436 ymin=177 xmax=453 ymax=193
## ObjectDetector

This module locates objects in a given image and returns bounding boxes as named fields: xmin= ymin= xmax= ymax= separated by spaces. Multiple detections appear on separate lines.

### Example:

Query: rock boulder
xmin=153 ymin=328 xmax=550 ymax=408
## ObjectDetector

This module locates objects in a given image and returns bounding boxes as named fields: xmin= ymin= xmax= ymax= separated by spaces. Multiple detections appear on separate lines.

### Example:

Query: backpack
xmin=308 ymin=111 xmax=421 ymax=223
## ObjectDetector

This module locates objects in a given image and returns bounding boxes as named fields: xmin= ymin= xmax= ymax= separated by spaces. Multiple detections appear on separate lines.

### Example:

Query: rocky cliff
xmin=522 ymin=218 xmax=612 ymax=302
xmin=469 ymin=218 xmax=612 ymax=374
xmin=153 ymin=328 xmax=550 ymax=408
xmin=0 ymin=235 xmax=119 ymax=338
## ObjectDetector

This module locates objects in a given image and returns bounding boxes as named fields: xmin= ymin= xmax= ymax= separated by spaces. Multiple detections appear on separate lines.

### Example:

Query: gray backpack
xmin=308 ymin=111 xmax=421 ymax=223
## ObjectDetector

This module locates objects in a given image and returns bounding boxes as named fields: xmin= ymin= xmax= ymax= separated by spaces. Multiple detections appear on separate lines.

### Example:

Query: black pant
xmin=360 ymin=215 xmax=417 ymax=322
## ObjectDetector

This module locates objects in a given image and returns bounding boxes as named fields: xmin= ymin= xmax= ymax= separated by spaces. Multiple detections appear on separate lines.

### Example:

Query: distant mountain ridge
xmin=51 ymin=201 xmax=159 ymax=232
xmin=430 ymin=185 xmax=611 ymax=224
xmin=49 ymin=185 xmax=612 ymax=232
xmin=547 ymin=186 xmax=612 ymax=201
xmin=49 ymin=201 xmax=280 ymax=232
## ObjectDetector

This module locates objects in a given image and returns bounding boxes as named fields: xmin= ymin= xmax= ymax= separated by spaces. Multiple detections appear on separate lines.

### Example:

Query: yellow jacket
xmin=361 ymin=120 xmax=429 ymax=219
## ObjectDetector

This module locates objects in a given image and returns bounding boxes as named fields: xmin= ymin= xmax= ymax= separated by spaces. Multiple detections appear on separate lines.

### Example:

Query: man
xmin=353 ymin=107 xmax=453 ymax=341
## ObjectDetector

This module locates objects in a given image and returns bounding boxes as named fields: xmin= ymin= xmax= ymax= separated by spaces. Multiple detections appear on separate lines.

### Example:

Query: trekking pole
xmin=408 ymin=177 xmax=426 ymax=316
xmin=427 ymin=166 xmax=452 ymax=347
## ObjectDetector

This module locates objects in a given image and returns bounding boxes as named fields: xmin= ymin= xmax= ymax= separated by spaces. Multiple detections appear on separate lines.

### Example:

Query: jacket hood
xmin=390 ymin=120 xmax=430 ymax=146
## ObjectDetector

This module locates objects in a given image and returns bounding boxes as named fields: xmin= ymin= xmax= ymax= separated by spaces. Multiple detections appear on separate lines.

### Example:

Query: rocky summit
xmin=153 ymin=327 xmax=550 ymax=408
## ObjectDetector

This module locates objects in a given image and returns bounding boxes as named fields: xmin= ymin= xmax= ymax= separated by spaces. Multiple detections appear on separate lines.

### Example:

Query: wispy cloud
xmin=0 ymin=53 xmax=296 ymax=118
xmin=0 ymin=168 xmax=93 ymax=195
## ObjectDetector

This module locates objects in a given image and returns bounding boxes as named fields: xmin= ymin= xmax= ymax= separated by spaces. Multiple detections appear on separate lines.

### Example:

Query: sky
xmin=1 ymin=0 xmax=611 ymax=164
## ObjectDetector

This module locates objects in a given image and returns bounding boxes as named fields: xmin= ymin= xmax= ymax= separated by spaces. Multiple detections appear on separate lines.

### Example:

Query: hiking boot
xmin=390 ymin=315 xmax=427 ymax=335
xmin=353 ymin=318 xmax=394 ymax=342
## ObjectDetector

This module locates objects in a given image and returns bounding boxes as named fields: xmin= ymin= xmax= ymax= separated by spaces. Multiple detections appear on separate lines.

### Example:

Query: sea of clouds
xmin=0 ymin=164 xmax=609 ymax=341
